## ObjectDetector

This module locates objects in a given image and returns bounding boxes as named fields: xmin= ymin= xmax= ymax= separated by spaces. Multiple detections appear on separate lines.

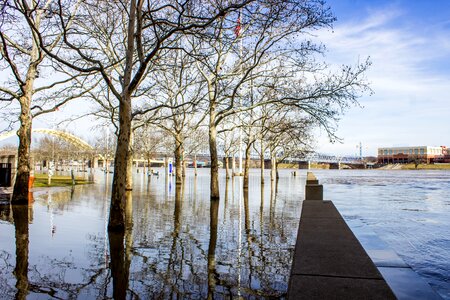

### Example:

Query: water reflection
xmin=0 ymin=169 xmax=303 ymax=299
xmin=108 ymin=191 xmax=133 ymax=300
xmin=0 ymin=201 xmax=12 ymax=223
xmin=12 ymin=204 xmax=30 ymax=300
xmin=207 ymin=199 xmax=219 ymax=299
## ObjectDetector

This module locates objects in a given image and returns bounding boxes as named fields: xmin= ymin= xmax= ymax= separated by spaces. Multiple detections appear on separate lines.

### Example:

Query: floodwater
xmin=0 ymin=169 xmax=449 ymax=299
xmin=0 ymin=169 xmax=302 ymax=299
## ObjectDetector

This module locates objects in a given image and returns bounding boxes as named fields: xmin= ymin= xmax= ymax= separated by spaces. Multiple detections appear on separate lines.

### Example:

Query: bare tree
xmin=25 ymin=0 xmax=253 ymax=231
xmin=149 ymin=48 xmax=206 ymax=184
xmin=218 ymin=126 xmax=239 ymax=179
xmin=193 ymin=0 xmax=370 ymax=199
xmin=91 ymin=127 xmax=117 ymax=172
xmin=0 ymin=0 xmax=93 ymax=203
xmin=265 ymin=114 xmax=314 ymax=181
xmin=133 ymin=125 xmax=165 ymax=174
xmin=184 ymin=127 xmax=209 ymax=177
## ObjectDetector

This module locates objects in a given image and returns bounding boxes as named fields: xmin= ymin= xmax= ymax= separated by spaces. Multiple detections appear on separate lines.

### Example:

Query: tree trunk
xmin=194 ymin=153 xmax=198 ymax=176
xmin=209 ymin=108 xmax=220 ymax=199
xmin=109 ymin=94 xmax=132 ymax=232
xmin=260 ymin=153 xmax=265 ymax=185
xmin=12 ymin=10 xmax=42 ymax=204
xmin=109 ymin=0 xmax=136 ymax=232
xmin=174 ymin=137 xmax=183 ymax=185
xmin=126 ymin=131 xmax=133 ymax=191
xmin=260 ymin=140 xmax=265 ymax=185
xmin=271 ymin=155 xmax=276 ymax=182
xmin=225 ymin=156 xmax=230 ymax=179
xmin=276 ymin=160 xmax=280 ymax=179
xmin=243 ymin=141 xmax=252 ymax=190
xmin=12 ymin=99 xmax=32 ymax=204
xmin=231 ymin=153 xmax=236 ymax=176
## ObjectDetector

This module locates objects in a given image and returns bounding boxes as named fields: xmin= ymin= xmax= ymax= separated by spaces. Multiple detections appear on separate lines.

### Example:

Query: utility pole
xmin=356 ymin=142 xmax=363 ymax=161
xmin=238 ymin=9 xmax=243 ymax=176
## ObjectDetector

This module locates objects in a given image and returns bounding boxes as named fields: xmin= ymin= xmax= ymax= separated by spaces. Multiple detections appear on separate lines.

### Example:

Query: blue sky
xmin=315 ymin=0 xmax=450 ymax=156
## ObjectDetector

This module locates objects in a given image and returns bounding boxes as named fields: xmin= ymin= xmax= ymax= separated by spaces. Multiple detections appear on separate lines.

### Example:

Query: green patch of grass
xmin=33 ymin=173 xmax=93 ymax=187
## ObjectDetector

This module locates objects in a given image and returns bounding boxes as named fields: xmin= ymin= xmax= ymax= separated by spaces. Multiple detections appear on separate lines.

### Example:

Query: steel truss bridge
xmin=295 ymin=153 xmax=363 ymax=164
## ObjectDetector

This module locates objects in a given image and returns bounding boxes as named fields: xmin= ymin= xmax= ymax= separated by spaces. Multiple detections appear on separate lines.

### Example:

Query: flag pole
xmin=238 ymin=10 xmax=243 ymax=175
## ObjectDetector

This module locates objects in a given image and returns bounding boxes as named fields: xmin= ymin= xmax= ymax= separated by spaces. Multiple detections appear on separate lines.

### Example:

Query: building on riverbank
xmin=377 ymin=146 xmax=449 ymax=164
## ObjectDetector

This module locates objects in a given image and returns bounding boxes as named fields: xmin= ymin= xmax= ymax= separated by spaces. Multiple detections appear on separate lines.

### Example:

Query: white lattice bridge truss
xmin=0 ymin=128 xmax=93 ymax=151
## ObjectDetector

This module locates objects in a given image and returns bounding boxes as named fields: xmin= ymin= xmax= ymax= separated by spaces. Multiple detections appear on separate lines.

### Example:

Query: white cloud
xmin=313 ymin=5 xmax=450 ymax=156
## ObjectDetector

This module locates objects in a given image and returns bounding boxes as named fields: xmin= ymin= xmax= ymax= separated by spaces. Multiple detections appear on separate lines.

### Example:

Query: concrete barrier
xmin=305 ymin=172 xmax=323 ymax=200
xmin=306 ymin=172 xmax=319 ymax=184
xmin=288 ymin=172 xmax=396 ymax=299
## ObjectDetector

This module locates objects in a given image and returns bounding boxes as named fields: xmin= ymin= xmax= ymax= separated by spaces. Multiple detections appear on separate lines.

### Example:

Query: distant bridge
xmin=0 ymin=128 xmax=93 ymax=151
xmin=300 ymin=153 xmax=363 ymax=164
xmin=1 ymin=130 xmax=363 ymax=166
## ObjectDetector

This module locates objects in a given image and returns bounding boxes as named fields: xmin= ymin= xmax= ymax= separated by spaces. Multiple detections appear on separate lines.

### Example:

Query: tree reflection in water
xmin=0 ymin=171 xmax=301 ymax=298
xmin=108 ymin=190 xmax=133 ymax=300
xmin=207 ymin=197 xmax=219 ymax=299
xmin=12 ymin=203 xmax=30 ymax=300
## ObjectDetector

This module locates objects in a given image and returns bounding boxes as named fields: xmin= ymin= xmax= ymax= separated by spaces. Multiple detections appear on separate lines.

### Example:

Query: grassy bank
xmin=33 ymin=173 xmax=93 ymax=187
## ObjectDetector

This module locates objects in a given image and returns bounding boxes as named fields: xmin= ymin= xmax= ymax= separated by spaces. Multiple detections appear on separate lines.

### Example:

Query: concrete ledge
xmin=290 ymin=173 xmax=442 ymax=299
xmin=288 ymin=275 xmax=395 ymax=300
xmin=378 ymin=267 xmax=442 ymax=300
xmin=346 ymin=218 xmax=443 ymax=299
xmin=301 ymin=200 xmax=342 ymax=219
xmin=306 ymin=172 xmax=319 ymax=185
xmin=288 ymin=200 xmax=396 ymax=299
xmin=305 ymin=184 xmax=323 ymax=200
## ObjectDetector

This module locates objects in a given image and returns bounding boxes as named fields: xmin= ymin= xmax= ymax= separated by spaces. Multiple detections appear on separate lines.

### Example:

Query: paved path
xmin=288 ymin=200 xmax=396 ymax=299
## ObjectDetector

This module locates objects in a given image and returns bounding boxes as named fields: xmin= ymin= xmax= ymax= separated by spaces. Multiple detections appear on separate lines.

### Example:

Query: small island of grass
xmin=32 ymin=173 xmax=93 ymax=188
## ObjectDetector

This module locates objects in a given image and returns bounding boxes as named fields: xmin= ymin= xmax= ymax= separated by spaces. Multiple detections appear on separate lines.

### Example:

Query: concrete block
xmin=306 ymin=172 xmax=319 ymax=184
xmin=305 ymin=184 xmax=323 ymax=200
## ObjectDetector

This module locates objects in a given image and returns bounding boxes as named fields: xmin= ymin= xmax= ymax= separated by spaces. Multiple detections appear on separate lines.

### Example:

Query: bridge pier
xmin=264 ymin=159 xmax=272 ymax=170
xmin=329 ymin=162 xmax=341 ymax=170
xmin=298 ymin=161 xmax=311 ymax=169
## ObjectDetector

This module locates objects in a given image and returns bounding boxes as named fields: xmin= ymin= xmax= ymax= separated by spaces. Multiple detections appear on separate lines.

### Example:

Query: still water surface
xmin=0 ymin=169 xmax=449 ymax=299
xmin=0 ymin=169 xmax=302 ymax=299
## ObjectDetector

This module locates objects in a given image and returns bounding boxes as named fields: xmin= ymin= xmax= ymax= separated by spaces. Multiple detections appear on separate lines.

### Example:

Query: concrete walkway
xmin=288 ymin=200 xmax=396 ymax=299
xmin=288 ymin=172 xmax=442 ymax=299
